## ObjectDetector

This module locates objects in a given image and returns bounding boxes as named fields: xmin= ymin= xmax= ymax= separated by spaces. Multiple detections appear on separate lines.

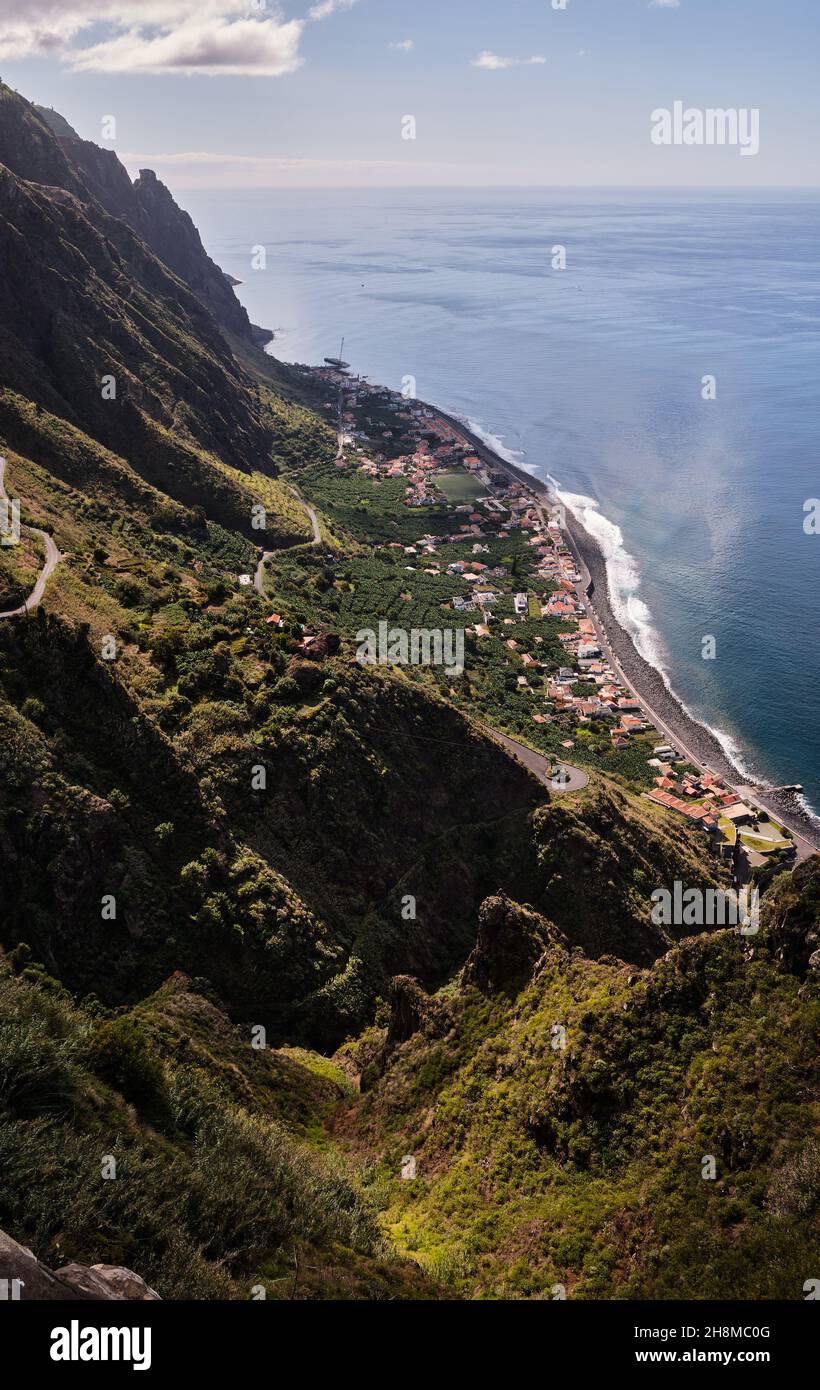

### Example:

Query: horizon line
xmin=160 ymin=182 xmax=820 ymax=193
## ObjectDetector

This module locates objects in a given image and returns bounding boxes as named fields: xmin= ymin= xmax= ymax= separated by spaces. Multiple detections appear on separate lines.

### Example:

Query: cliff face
xmin=33 ymin=105 xmax=81 ymax=141
xmin=24 ymin=95 xmax=271 ymax=346
xmin=65 ymin=143 xmax=270 ymax=344
xmin=0 ymin=82 xmax=301 ymax=538
xmin=131 ymin=168 xmax=272 ymax=345
xmin=0 ymin=166 xmax=271 ymax=525
xmin=0 ymin=88 xmax=84 ymax=192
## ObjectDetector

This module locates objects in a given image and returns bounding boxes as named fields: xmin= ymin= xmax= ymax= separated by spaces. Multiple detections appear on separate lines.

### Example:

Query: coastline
xmin=429 ymin=401 xmax=820 ymax=858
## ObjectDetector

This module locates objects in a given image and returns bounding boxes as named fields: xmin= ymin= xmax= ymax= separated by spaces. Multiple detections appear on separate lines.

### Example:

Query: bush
xmin=20 ymin=697 xmax=47 ymax=724
xmin=767 ymin=1140 xmax=820 ymax=1218
xmin=114 ymin=577 xmax=147 ymax=608
xmin=87 ymin=1017 xmax=169 ymax=1123
xmin=272 ymin=676 xmax=301 ymax=703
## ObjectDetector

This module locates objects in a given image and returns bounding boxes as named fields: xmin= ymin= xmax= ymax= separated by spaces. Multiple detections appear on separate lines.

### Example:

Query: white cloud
xmin=308 ymin=0 xmax=357 ymax=20
xmin=0 ymin=1 xmax=341 ymax=74
xmin=471 ymin=51 xmax=545 ymax=71
xmin=119 ymin=148 xmax=464 ymax=189
xmin=71 ymin=16 xmax=304 ymax=76
xmin=649 ymin=1 xmax=680 ymax=8
xmin=389 ymin=39 xmax=414 ymax=52
xmin=123 ymin=150 xmax=421 ymax=167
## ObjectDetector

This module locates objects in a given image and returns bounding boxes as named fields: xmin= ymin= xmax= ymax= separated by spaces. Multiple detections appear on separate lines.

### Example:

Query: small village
xmin=309 ymin=361 xmax=797 ymax=883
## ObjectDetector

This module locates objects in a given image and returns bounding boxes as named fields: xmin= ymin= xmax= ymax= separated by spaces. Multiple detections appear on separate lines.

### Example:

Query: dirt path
xmin=0 ymin=457 xmax=62 ymax=618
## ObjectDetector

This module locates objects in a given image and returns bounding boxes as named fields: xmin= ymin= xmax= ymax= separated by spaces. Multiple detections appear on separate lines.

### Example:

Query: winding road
xmin=254 ymin=481 xmax=321 ymax=595
xmin=481 ymin=724 xmax=589 ymax=795
xmin=0 ymin=457 xmax=62 ymax=618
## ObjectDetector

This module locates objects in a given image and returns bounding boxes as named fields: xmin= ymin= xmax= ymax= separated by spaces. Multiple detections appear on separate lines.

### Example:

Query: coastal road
xmin=564 ymin=532 xmax=820 ymax=862
xmin=253 ymin=481 xmax=321 ymax=595
xmin=451 ymin=413 xmax=820 ymax=858
xmin=0 ymin=457 xmax=62 ymax=618
xmin=480 ymin=724 xmax=589 ymax=795
xmin=429 ymin=403 xmax=820 ymax=858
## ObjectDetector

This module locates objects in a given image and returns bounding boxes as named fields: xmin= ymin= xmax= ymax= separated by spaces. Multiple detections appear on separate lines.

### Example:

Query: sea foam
xmin=458 ymin=414 xmax=540 ymax=475
xmin=549 ymin=478 xmax=761 ymax=786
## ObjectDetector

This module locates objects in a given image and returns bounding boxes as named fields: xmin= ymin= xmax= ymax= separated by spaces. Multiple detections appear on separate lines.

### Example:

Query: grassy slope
xmin=0 ymin=958 xmax=433 ymax=1299
xmin=331 ymin=869 xmax=820 ymax=1299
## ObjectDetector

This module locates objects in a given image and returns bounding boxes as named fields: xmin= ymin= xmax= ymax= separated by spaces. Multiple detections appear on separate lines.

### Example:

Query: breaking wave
xmin=547 ymin=477 xmax=761 ymax=785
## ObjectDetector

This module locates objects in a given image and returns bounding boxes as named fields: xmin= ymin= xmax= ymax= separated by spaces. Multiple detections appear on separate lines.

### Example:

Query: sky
xmin=0 ymin=0 xmax=819 ymax=187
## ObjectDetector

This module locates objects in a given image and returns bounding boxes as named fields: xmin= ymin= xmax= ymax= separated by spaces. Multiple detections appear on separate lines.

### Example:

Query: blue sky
xmin=1 ymin=0 xmax=819 ymax=186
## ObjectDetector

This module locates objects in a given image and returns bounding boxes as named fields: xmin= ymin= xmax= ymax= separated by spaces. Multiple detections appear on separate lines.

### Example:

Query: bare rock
xmin=54 ymin=1264 xmax=127 ymax=1300
xmin=0 ymin=1228 xmax=159 ymax=1301
xmin=0 ymin=1231 xmax=88 ymax=1301
xmin=90 ymin=1266 xmax=160 ymax=1300
xmin=386 ymin=975 xmax=447 ymax=1047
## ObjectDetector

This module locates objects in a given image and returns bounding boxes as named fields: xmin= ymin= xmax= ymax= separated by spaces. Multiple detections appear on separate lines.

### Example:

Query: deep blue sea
xmin=183 ymin=187 xmax=820 ymax=817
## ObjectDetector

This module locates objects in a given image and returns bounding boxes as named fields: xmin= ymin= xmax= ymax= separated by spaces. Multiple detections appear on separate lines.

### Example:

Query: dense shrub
xmin=87 ymin=1016 xmax=169 ymax=1122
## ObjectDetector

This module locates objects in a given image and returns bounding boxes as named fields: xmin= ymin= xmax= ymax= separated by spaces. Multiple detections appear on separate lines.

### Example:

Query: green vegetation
xmin=0 ymin=78 xmax=816 ymax=1303
xmin=0 ymin=962 xmax=430 ymax=1299
xmin=0 ymin=529 xmax=43 ymax=610
xmin=295 ymin=462 xmax=452 ymax=545
xmin=334 ymin=868 xmax=820 ymax=1299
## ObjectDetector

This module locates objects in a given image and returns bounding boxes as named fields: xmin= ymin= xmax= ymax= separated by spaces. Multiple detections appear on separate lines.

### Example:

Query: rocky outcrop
xmin=71 ymin=149 xmax=271 ymax=343
xmin=0 ymin=1231 xmax=159 ymax=1300
xmin=0 ymin=90 xmax=282 ymax=526
xmin=353 ymin=975 xmax=450 ymax=1091
xmin=462 ymin=894 xmax=566 ymax=994
xmin=34 ymin=106 xmax=81 ymax=141
xmin=386 ymin=975 xmax=448 ymax=1047
xmin=54 ymin=1263 xmax=160 ymax=1301
xmin=130 ymin=168 xmax=270 ymax=344
xmin=0 ymin=89 xmax=84 ymax=193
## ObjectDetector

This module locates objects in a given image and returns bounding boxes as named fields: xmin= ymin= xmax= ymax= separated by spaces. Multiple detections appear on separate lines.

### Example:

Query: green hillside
xmin=0 ymin=80 xmax=817 ymax=1302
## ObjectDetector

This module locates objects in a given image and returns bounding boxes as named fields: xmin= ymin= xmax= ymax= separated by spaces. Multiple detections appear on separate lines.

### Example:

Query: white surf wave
xmin=445 ymin=411 xmax=540 ymax=475
xmin=550 ymin=483 xmax=666 ymax=669
xmin=547 ymin=477 xmax=762 ymax=785
xmin=431 ymin=405 xmax=769 ymax=791
xmin=794 ymin=789 xmax=820 ymax=831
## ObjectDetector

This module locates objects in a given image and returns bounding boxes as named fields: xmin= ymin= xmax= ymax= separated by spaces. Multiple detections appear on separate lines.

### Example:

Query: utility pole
xmin=336 ymin=336 xmax=345 ymax=459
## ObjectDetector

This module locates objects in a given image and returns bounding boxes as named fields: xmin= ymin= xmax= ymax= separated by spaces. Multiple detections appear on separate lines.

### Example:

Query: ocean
xmin=182 ymin=187 xmax=820 ymax=817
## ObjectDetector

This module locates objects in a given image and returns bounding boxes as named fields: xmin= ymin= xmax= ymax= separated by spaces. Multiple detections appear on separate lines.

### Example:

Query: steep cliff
xmin=33 ymin=98 xmax=271 ymax=345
